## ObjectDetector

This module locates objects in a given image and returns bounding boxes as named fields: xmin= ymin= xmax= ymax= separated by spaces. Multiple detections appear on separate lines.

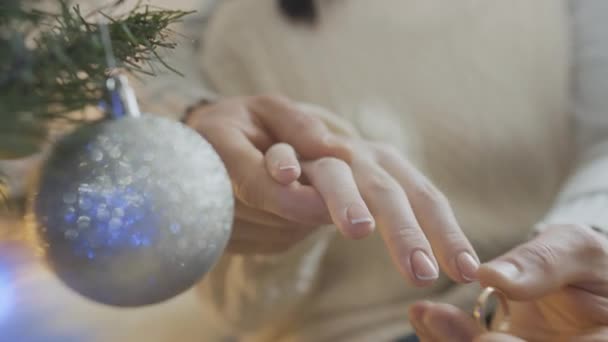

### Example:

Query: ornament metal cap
xmin=99 ymin=17 xmax=140 ymax=119
xmin=27 ymin=17 xmax=234 ymax=307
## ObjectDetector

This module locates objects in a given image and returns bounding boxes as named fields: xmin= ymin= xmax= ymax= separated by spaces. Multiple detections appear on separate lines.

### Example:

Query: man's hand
xmin=408 ymin=224 xmax=608 ymax=341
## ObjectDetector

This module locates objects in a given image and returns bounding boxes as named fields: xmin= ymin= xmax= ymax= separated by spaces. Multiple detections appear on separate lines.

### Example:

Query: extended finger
xmin=264 ymin=143 xmax=301 ymax=185
xmin=302 ymin=158 xmax=375 ymax=239
xmin=376 ymin=144 xmax=478 ymax=283
xmin=353 ymin=162 xmax=438 ymax=286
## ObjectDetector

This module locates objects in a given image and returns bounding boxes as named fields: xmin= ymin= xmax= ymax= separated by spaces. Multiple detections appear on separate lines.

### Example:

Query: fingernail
xmin=346 ymin=203 xmax=373 ymax=225
xmin=456 ymin=252 xmax=479 ymax=282
xmin=487 ymin=261 xmax=520 ymax=279
xmin=411 ymin=250 xmax=439 ymax=281
xmin=278 ymin=164 xmax=298 ymax=172
xmin=345 ymin=204 xmax=374 ymax=238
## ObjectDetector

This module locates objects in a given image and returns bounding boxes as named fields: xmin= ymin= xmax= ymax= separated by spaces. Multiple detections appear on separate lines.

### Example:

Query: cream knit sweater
xmin=3 ymin=1 xmax=608 ymax=341
xmin=195 ymin=0 xmax=579 ymax=341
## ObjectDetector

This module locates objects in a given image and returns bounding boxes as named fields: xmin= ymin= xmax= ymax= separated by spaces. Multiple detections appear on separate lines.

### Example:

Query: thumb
xmin=478 ymin=225 xmax=608 ymax=300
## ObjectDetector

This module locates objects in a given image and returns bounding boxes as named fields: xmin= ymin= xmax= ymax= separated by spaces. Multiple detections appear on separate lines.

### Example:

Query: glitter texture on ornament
xmin=31 ymin=115 xmax=234 ymax=307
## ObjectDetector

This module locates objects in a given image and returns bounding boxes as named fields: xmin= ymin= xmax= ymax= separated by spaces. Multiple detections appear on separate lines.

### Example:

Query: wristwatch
xmin=181 ymin=98 xmax=215 ymax=125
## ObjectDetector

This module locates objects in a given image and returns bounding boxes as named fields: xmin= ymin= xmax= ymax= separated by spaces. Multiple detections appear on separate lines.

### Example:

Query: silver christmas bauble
xmin=30 ymin=115 xmax=234 ymax=307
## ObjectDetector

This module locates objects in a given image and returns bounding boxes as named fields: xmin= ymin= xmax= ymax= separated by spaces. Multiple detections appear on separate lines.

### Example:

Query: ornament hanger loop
xmin=98 ymin=15 xmax=141 ymax=119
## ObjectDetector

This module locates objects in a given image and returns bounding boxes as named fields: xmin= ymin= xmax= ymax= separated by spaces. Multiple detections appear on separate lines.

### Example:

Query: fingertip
xmin=410 ymin=250 xmax=439 ymax=285
xmin=477 ymin=262 xmax=528 ymax=300
xmin=341 ymin=222 xmax=375 ymax=240
xmin=477 ymin=263 xmax=502 ymax=287
xmin=265 ymin=143 xmax=301 ymax=185
xmin=271 ymin=163 xmax=301 ymax=185
xmin=455 ymin=251 xmax=480 ymax=283
xmin=340 ymin=203 xmax=375 ymax=239
xmin=386 ymin=247 xmax=439 ymax=288
xmin=396 ymin=260 xmax=438 ymax=288
xmin=479 ymin=261 xmax=520 ymax=282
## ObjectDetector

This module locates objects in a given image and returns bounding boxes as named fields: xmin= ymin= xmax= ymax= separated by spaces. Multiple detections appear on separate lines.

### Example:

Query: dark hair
xmin=278 ymin=0 xmax=317 ymax=23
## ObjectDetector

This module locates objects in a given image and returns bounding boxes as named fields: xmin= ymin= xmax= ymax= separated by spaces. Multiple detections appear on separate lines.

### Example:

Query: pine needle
xmin=0 ymin=0 xmax=194 ymax=160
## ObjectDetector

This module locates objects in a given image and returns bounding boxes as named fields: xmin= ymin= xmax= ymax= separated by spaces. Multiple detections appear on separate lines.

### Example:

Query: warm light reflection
xmin=0 ymin=266 xmax=14 ymax=325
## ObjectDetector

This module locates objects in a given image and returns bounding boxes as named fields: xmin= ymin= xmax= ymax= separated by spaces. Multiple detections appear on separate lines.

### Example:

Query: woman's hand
xmin=408 ymin=224 xmax=608 ymax=341
xmin=186 ymin=95 xmax=479 ymax=285
xmin=268 ymin=136 xmax=480 ymax=284
xmin=186 ymin=96 xmax=349 ymax=255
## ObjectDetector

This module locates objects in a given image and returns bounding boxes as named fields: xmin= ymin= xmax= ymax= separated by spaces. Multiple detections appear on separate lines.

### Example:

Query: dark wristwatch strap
xmin=181 ymin=98 xmax=214 ymax=124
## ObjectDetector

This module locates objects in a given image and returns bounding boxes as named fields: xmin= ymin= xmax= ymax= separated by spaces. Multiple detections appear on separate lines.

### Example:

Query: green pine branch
xmin=0 ymin=0 xmax=194 ymax=160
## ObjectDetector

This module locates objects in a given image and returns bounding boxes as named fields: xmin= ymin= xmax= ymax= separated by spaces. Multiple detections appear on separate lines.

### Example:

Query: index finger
xmin=203 ymin=123 xmax=331 ymax=224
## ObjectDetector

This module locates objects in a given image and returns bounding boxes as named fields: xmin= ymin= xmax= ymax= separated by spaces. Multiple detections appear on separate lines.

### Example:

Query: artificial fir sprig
xmin=0 ymin=0 xmax=193 ymax=160
xmin=0 ymin=0 xmax=193 ymax=211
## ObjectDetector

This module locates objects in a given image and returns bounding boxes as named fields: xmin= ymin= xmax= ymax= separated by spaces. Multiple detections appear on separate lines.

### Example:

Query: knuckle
xmin=388 ymin=224 xmax=423 ymax=241
xmin=326 ymin=137 xmax=357 ymax=163
xmin=519 ymin=242 xmax=559 ymax=271
xmin=551 ymin=224 xmax=607 ymax=259
xmin=411 ymin=181 xmax=448 ymax=207
xmin=364 ymin=171 xmax=400 ymax=194
xmin=272 ymin=142 xmax=294 ymax=152
xmin=313 ymin=156 xmax=349 ymax=171
xmin=371 ymin=141 xmax=402 ymax=159
xmin=294 ymin=111 xmax=325 ymax=132
xmin=573 ymin=225 xmax=608 ymax=258
xmin=440 ymin=228 xmax=468 ymax=248
xmin=338 ymin=138 xmax=356 ymax=156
